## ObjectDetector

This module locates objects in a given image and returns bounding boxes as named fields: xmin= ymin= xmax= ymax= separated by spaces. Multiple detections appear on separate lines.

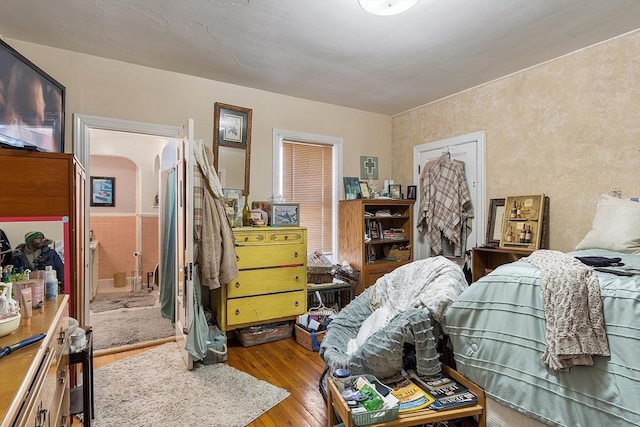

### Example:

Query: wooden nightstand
xmin=471 ymin=246 xmax=533 ymax=282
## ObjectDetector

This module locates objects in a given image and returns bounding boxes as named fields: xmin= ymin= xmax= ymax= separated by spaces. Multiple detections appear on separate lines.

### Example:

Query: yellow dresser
xmin=213 ymin=226 xmax=307 ymax=332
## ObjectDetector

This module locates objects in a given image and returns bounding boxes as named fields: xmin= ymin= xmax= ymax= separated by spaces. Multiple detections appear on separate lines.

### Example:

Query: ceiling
xmin=0 ymin=0 xmax=638 ymax=116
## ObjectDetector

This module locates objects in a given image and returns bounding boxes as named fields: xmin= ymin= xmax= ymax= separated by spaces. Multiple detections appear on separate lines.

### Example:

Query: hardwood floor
xmin=86 ymin=335 xmax=329 ymax=427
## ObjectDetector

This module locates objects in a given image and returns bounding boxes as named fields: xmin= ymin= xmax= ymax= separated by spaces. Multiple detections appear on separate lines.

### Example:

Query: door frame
xmin=412 ymin=131 xmax=486 ymax=260
xmin=73 ymin=114 xmax=181 ymax=322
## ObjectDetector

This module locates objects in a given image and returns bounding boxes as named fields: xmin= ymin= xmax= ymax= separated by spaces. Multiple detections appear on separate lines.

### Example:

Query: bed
xmin=445 ymin=192 xmax=640 ymax=427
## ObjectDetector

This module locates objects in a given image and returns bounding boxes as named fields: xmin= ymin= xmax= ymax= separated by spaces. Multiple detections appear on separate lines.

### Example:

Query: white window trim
xmin=272 ymin=128 xmax=343 ymax=260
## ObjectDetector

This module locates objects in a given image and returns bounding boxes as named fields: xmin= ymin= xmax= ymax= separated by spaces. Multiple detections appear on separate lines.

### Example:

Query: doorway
xmin=74 ymin=114 xmax=181 ymax=347
xmin=412 ymin=131 xmax=486 ymax=261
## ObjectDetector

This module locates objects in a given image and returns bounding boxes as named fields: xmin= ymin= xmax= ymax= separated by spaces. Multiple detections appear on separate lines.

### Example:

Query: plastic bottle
xmin=44 ymin=266 xmax=58 ymax=300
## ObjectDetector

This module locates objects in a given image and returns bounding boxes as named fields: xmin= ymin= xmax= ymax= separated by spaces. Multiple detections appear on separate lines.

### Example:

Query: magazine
xmin=429 ymin=391 xmax=478 ymax=410
xmin=409 ymin=372 xmax=468 ymax=398
xmin=384 ymin=375 xmax=435 ymax=412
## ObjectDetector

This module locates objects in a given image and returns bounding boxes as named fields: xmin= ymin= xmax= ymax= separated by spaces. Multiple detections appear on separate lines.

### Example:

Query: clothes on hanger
xmin=417 ymin=153 xmax=473 ymax=257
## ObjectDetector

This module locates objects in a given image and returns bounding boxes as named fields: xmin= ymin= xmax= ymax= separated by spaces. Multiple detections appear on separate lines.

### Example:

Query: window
xmin=273 ymin=129 xmax=342 ymax=259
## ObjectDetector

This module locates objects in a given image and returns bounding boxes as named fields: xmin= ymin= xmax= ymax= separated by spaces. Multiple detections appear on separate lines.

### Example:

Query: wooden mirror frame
xmin=213 ymin=102 xmax=252 ymax=196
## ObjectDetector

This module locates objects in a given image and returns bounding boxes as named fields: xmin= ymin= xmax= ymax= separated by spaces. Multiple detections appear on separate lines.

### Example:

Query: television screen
xmin=0 ymin=39 xmax=64 ymax=152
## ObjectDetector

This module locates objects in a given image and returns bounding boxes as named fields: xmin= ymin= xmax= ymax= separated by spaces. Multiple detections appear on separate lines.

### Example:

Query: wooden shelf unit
xmin=471 ymin=246 xmax=533 ymax=282
xmin=338 ymin=199 xmax=414 ymax=296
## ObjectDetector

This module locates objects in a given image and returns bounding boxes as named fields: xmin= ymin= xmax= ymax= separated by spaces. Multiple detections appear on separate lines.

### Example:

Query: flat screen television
xmin=0 ymin=39 xmax=64 ymax=153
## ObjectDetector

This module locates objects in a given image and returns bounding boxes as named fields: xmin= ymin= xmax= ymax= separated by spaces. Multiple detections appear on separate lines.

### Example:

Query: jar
xmin=332 ymin=368 xmax=351 ymax=392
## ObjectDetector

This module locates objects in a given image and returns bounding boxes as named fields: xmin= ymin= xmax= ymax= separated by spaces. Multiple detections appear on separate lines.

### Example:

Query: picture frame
xmin=500 ymin=194 xmax=546 ymax=250
xmin=343 ymin=176 xmax=361 ymax=200
xmin=389 ymin=184 xmax=402 ymax=199
xmin=406 ymin=185 xmax=417 ymax=200
xmin=90 ymin=176 xmax=115 ymax=207
xmin=214 ymin=102 xmax=252 ymax=149
xmin=485 ymin=198 xmax=505 ymax=247
xmin=271 ymin=203 xmax=300 ymax=227
xmin=359 ymin=181 xmax=371 ymax=199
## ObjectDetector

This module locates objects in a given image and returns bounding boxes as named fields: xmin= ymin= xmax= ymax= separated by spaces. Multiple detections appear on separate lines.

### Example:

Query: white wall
xmin=6 ymin=38 xmax=392 ymax=203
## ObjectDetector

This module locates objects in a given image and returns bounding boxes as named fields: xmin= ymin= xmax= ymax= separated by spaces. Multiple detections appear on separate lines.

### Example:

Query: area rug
xmin=90 ymin=290 xmax=157 ymax=313
xmin=90 ymin=306 xmax=174 ymax=350
xmin=93 ymin=342 xmax=290 ymax=427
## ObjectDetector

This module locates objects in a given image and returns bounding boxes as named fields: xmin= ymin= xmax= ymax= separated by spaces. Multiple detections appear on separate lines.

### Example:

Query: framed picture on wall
xmin=214 ymin=102 xmax=252 ymax=149
xmin=90 ymin=176 xmax=115 ymax=207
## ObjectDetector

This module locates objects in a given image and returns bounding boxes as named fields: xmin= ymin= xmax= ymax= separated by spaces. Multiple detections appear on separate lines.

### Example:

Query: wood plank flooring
xmin=84 ymin=335 xmax=328 ymax=426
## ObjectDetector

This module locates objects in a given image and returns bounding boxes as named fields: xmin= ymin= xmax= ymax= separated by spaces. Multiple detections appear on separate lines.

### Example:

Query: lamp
xmin=359 ymin=0 xmax=419 ymax=16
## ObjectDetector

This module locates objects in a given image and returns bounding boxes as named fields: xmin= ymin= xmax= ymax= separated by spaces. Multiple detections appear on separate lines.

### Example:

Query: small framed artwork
xmin=389 ymin=184 xmax=402 ymax=199
xmin=500 ymin=194 xmax=546 ymax=250
xmin=343 ymin=176 xmax=361 ymax=200
xmin=485 ymin=198 xmax=505 ymax=247
xmin=90 ymin=176 xmax=115 ymax=207
xmin=406 ymin=185 xmax=417 ymax=200
xmin=271 ymin=203 xmax=300 ymax=227
xmin=359 ymin=181 xmax=371 ymax=199
xmin=214 ymin=102 xmax=252 ymax=148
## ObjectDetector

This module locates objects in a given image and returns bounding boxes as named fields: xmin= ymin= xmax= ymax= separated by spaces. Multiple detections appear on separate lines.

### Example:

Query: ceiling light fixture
xmin=359 ymin=0 xmax=419 ymax=16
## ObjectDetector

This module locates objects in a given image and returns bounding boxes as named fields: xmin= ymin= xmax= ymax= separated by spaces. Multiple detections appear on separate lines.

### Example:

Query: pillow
xmin=575 ymin=194 xmax=640 ymax=254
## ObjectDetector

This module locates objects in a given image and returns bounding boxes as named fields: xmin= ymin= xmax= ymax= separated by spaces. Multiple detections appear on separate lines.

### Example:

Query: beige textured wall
xmin=6 ymin=38 xmax=392 ymax=202
xmin=392 ymin=30 xmax=640 ymax=252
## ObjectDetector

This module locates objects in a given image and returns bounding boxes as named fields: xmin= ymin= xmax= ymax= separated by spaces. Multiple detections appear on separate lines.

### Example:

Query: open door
xmin=159 ymin=119 xmax=195 ymax=370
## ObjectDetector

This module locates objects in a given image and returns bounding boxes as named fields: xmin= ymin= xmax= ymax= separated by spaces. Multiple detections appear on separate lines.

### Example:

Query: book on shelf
xmin=384 ymin=374 xmax=435 ymax=412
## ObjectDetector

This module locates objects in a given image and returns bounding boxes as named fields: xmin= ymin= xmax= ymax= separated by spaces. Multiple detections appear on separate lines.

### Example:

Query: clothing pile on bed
xmin=320 ymin=256 xmax=468 ymax=380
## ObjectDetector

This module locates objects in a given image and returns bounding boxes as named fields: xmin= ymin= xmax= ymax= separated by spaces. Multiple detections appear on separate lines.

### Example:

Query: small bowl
xmin=0 ymin=313 xmax=21 ymax=338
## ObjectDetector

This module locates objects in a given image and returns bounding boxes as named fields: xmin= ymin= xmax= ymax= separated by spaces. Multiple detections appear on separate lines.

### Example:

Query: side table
xmin=326 ymin=365 xmax=486 ymax=427
xmin=471 ymin=246 xmax=533 ymax=282
xmin=70 ymin=327 xmax=94 ymax=426
xmin=307 ymin=281 xmax=353 ymax=310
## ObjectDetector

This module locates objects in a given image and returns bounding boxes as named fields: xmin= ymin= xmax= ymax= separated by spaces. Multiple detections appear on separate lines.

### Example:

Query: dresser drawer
xmin=234 ymin=227 xmax=306 ymax=246
xmin=227 ymin=266 xmax=306 ymax=298
xmin=236 ymin=242 xmax=305 ymax=269
xmin=226 ymin=290 xmax=306 ymax=326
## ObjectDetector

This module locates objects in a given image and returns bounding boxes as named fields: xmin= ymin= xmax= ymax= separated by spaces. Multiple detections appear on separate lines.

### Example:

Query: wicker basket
xmin=383 ymin=247 xmax=411 ymax=261
xmin=235 ymin=322 xmax=293 ymax=347
xmin=350 ymin=374 xmax=399 ymax=425
xmin=307 ymin=265 xmax=334 ymax=284
xmin=294 ymin=324 xmax=326 ymax=351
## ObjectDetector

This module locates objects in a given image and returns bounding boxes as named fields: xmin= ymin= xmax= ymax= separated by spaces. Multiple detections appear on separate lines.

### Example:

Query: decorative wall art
xmin=500 ymin=194 xmax=546 ymax=250
xmin=485 ymin=198 xmax=505 ymax=247
xmin=360 ymin=156 xmax=378 ymax=180
xmin=214 ymin=103 xmax=252 ymax=149
xmin=90 ymin=176 xmax=115 ymax=207
xmin=343 ymin=177 xmax=361 ymax=200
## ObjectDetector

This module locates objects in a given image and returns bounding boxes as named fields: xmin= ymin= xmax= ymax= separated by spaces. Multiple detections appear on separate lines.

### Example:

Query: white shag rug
xmin=90 ymin=306 xmax=175 ymax=350
xmin=93 ymin=342 xmax=290 ymax=427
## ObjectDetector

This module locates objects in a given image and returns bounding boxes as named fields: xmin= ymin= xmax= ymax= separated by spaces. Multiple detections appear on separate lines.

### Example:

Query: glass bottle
xmin=510 ymin=201 xmax=517 ymax=219
xmin=242 ymin=195 xmax=251 ymax=226
xmin=525 ymin=225 xmax=532 ymax=243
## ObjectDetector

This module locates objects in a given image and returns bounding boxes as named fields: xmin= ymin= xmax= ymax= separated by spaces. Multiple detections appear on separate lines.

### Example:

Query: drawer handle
xmin=236 ymin=255 xmax=240 ymax=262
xmin=294 ymin=301 xmax=299 ymax=307
xmin=234 ymin=282 xmax=240 ymax=289
xmin=244 ymin=236 xmax=249 ymax=242
xmin=285 ymin=235 xmax=289 ymax=240
xmin=235 ymin=309 xmax=240 ymax=316
xmin=295 ymin=275 xmax=299 ymax=281
xmin=294 ymin=251 xmax=299 ymax=258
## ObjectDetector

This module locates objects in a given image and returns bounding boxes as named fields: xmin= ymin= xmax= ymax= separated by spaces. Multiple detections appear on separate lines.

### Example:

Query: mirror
xmin=1 ymin=216 xmax=70 ymax=295
xmin=213 ymin=102 xmax=252 ymax=196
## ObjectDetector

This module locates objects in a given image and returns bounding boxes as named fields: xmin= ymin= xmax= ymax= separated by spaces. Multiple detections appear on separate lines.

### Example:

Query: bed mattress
xmin=445 ymin=249 xmax=640 ymax=427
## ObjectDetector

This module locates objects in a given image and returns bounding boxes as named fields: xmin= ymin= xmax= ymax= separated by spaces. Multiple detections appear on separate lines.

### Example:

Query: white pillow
xmin=575 ymin=194 xmax=640 ymax=254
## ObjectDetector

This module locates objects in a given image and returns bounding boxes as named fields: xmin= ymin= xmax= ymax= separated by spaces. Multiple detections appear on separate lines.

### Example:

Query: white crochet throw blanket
xmin=522 ymin=250 xmax=610 ymax=371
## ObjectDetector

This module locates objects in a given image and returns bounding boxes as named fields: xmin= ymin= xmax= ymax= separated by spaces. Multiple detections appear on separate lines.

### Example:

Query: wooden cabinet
xmin=1 ymin=295 xmax=70 ymax=427
xmin=471 ymin=246 xmax=533 ymax=282
xmin=0 ymin=148 xmax=86 ymax=324
xmin=212 ymin=226 xmax=307 ymax=332
xmin=338 ymin=199 xmax=414 ymax=296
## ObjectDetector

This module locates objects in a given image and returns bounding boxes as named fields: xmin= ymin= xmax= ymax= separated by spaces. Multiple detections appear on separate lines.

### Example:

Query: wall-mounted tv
xmin=0 ymin=39 xmax=64 ymax=153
